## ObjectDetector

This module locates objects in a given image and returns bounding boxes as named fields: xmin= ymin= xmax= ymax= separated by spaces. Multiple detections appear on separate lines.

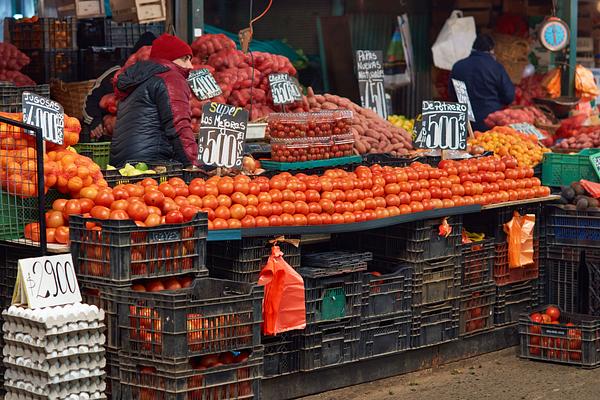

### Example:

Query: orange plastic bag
xmin=576 ymin=64 xmax=600 ymax=102
xmin=542 ymin=68 xmax=561 ymax=98
xmin=258 ymin=244 xmax=306 ymax=335
xmin=580 ymin=179 xmax=600 ymax=198
xmin=504 ymin=211 xmax=535 ymax=268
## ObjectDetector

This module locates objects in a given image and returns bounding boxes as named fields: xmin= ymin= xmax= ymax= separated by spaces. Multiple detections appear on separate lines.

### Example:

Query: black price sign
xmin=188 ymin=68 xmax=222 ymax=100
xmin=356 ymin=50 xmax=387 ymax=119
xmin=414 ymin=101 xmax=468 ymax=150
xmin=269 ymin=73 xmax=302 ymax=105
xmin=198 ymin=102 xmax=248 ymax=168
xmin=22 ymin=92 xmax=64 ymax=145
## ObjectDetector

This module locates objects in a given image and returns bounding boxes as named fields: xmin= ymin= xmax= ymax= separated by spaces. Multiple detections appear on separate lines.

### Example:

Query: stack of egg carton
xmin=2 ymin=303 xmax=106 ymax=400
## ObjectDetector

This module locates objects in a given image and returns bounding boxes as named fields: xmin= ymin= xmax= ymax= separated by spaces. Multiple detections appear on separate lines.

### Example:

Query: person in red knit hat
xmin=110 ymin=33 xmax=199 ymax=167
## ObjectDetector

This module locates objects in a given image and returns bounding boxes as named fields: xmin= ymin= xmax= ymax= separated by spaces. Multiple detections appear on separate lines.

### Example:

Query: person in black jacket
xmin=448 ymin=34 xmax=515 ymax=132
xmin=82 ymin=32 xmax=157 ymax=141
xmin=109 ymin=34 xmax=198 ymax=168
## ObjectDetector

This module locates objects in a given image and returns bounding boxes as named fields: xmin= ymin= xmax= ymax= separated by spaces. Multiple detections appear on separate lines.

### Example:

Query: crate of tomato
xmin=69 ymin=212 xmax=207 ymax=285
xmin=115 ymin=278 xmax=262 ymax=362
xmin=519 ymin=305 xmax=600 ymax=368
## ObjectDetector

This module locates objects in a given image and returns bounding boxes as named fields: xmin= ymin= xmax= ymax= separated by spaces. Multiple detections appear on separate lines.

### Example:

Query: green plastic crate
xmin=0 ymin=189 xmax=65 ymax=240
xmin=74 ymin=142 xmax=111 ymax=169
xmin=319 ymin=287 xmax=347 ymax=321
xmin=541 ymin=149 xmax=600 ymax=187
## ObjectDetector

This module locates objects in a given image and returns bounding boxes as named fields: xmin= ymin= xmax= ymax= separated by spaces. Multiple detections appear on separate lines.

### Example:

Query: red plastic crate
xmin=493 ymin=242 xmax=539 ymax=286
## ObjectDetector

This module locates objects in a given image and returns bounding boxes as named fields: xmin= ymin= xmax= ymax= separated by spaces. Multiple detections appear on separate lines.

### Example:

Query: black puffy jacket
xmin=109 ymin=59 xmax=198 ymax=167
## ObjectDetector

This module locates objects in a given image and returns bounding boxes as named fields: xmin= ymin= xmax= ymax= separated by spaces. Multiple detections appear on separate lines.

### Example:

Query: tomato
xmin=146 ymin=280 xmax=165 ymax=292
xmin=255 ymin=216 xmax=270 ymax=227
xmin=202 ymin=195 xmax=218 ymax=210
xmin=230 ymin=204 xmax=246 ymax=220
xmin=24 ymin=222 xmax=41 ymax=241
xmin=127 ymin=202 xmax=149 ymax=221
xmin=384 ymin=183 xmax=400 ymax=195
xmin=158 ymin=183 xmax=176 ymax=199
xmin=409 ymin=201 xmax=424 ymax=213
xmin=52 ymin=199 xmax=67 ymax=212
xmin=268 ymin=189 xmax=283 ymax=203
xmin=385 ymin=194 xmax=400 ymax=207
xmin=213 ymin=218 xmax=228 ymax=229
xmin=46 ymin=228 xmax=56 ymax=243
xmin=240 ymin=214 xmax=256 ymax=228
xmin=145 ymin=213 xmax=161 ymax=227
xmin=144 ymin=190 xmax=165 ymax=207
xmin=230 ymin=192 xmax=248 ymax=206
xmin=109 ymin=209 xmax=129 ymax=220
xmin=46 ymin=210 xmax=65 ymax=228
xmin=63 ymin=199 xmax=82 ymax=220
xmin=541 ymin=314 xmax=552 ymax=324
xmin=53 ymin=226 xmax=69 ymax=244
xmin=228 ymin=218 xmax=242 ymax=228
xmin=217 ymin=179 xmax=234 ymax=195
xmin=181 ymin=205 xmax=199 ymax=222
xmin=165 ymin=210 xmax=184 ymax=224
xmin=257 ymin=203 xmax=273 ymax=217
xmin=319 ymin=213 xmax=332 ymax=224
xmin=546 ymin=306 xmax=561 ymax=322
xmin=281 ymin=201 xmax=296 ymax=214
xmin=266 ymin=215 xmax=281 ymax=226
xmin=280 ymin=213 xmax=295 ymax=226
xmin=215 ymin=205 xmax=231 ymax=220
xmin=257 ymin=192 xmax=272 ymax=204
xmin=189 ymin=181 xmax=206 ymax=197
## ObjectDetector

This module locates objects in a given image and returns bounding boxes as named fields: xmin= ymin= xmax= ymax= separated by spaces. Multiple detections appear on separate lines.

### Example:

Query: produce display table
xmin=263 ymin=325 xmax=518 ymax=400
xmin=481 ymin=195 xmax=561 ymax=210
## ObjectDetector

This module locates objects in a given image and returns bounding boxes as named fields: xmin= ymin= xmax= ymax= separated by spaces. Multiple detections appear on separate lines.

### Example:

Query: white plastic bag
xmin=432 ymin=10 xmax=477 ymax=71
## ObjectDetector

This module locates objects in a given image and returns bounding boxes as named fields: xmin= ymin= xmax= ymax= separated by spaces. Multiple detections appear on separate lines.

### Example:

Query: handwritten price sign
xmin=22 ymin=92 xmax=64 ymax=145
xmin=13 ymin=254 xmax=81 ymax=309
xmin=414 ymin=100 xmax=468 ymax=150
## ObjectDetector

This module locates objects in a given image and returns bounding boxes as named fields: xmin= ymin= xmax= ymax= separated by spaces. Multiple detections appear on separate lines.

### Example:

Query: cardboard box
xmin=109 ymin=0 xmax=166 ymax=23
xmin=56 ymin=0 xmax=105 ymax=18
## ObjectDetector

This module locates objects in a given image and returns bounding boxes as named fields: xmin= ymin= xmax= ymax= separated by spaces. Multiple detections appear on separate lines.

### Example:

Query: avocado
xmin=561 ymin=187 xmax=575 ymax=201
xmin=558 ymin=196 xmax=569 ymax=205
xmin=577 ymin=198 xmax=589 ymax=211
xmin=571 ymin=182 xmax=585 ymax=196
xmin=587 ymin=197 xmax=599 ymax=208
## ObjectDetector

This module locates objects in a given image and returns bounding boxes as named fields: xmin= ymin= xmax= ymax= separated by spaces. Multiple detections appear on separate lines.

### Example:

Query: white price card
xmin=22 ymin=92 xmax=65 ymax=145
xmin=12 ymin=254 xmax=81 ymax=309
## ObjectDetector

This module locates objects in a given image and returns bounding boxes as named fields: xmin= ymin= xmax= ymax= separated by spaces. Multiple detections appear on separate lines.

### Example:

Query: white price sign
xmin=12 ymin=254 xmax=81 ymax=309
xmin=452 ymin=79 xmax=475 ymax=122
xmin=22 ymin=92 xmax=65 ymax=145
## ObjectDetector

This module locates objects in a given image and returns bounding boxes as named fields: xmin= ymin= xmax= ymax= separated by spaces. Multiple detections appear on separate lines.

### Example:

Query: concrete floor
xmin=301 ymin=347 xmax=600 ymax=400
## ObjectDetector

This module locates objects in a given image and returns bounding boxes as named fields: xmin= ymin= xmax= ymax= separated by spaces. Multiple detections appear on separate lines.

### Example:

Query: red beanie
xmin=150 ymin=34 xmax=192 ymax=62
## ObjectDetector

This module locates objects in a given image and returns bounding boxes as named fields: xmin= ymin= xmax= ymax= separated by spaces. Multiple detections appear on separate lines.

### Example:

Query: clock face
xmin=540 ymin=19 xmax=570 ymax=52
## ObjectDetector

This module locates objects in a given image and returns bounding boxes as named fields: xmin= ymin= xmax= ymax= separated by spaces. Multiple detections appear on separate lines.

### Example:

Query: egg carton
xmin=2 ymin=320 xmax=105 ymax=341
xmin=4 ymin=343 xmax=105 ymax=364
xmin=4 ymin=355 xmax=106 ymax=385
xmin=3 ymin=330 xmax=106 ymax=353
xmin=2 ymin=304 xmax=104 ymax=330
xmin=4 ymin=375 xmax=105 ymax=400
xmin=4 ymin=368 xmax=105 ymax=390
xmin=5 ymin=391 xmax=106 ymax=400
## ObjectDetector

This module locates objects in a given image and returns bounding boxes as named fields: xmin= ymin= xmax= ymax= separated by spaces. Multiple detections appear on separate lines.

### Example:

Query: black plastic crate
xmin=298 ymin=266 xmax=365 ymax=324
xmin=295 ymin=317 xmax=361 ymax=371
xmin=207 ymin=237 xmax=301 ymax=283
xmin=547 ymin=246 xmax=583 ymax=314
xmin=494 ymin=203 xmax=542 ymax=244
xmin=547 ymin=206 xmax=600 ymax=247
xmin=362 ymin=258 xmax=412 ymax=319
xmin=360 ymin=312 xmax=411 ymax=359
xmin=361 ymin=153 xmax=421 ymax=167
xmin=459 ymin=285 xmax=496 ymax=336
xmin=352 ymin=216 xmax=463 ymax=262
xmin=519 ymin=305 xmax=600 ymax=368
xmin=20 ymin=49 xmax=78 ymax=84
xmin=115 ymin=278 xmax=262 ymax=362
xmin=460 ymin=238 xmax=495 ymax=291
xmin=412 ymin=256 xmax=461 ymax=306
xmin=105 ymin=347 xmax=120 ymax=400
xmin=494 ymin=279 xmax=537 ymax=326
xmin=79 ymin=46 xmax=133 ymax=80
xmin=6 ymin=17 xmax=77 ymax=50
xmin=0 ymin=241 xmax=45 ymax=306
xmin=302 ymin=251 xmax=372 ymax=269
xmin=0 ymin=83 xmax=50 ymax=113
xmin=493 ymin=241 xmax=539 ymax=286
xmin=69 ymin=213 xmax=208 ymax=285
xmin=119 ymin=348 xmax=263 ymax=399
xmin=262 ymin=333 xmax=300 ymax=378
xmin=77 ymin=18 xmax=165 ymax=48
xmin=411 ymin=299 xmax=460 ymax=348
xmin=80 ymin=281 xmax=120 ymax=349
xmin=104 ymin=161 xmax=183 ymax=186
xmin=585 ymin=250 xmax=600 ymax=316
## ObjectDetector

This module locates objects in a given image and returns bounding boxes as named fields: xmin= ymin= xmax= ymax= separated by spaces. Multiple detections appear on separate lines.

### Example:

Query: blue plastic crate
xmin=547 ymin=206 xmax=600 ymax=247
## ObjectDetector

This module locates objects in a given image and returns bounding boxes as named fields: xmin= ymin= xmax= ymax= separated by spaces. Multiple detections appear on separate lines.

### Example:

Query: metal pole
xmin=34 ymin=126 xmax=46 ymax=256
xmin=567 ymin=0 xmax=577 ymax=97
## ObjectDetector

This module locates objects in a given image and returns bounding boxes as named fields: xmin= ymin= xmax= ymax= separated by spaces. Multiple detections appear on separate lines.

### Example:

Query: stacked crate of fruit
xmin=68 ymin=211 xmax=263 ymax=399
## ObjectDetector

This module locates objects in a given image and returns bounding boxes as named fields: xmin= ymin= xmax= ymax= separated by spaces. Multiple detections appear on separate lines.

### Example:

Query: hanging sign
xmin=509 ymin=122 xmax=546 ymax=140
xmin=356 ymin=50 xmax=387 ymax=119
xmin=22 ymin=92 xmax=64 ymax=145
xmin=188 ymin=68 xmax=222 ymax=100
xmin=451 ymin=79 xmax=475 ymax=122
xmin=268 ymin=73 xmax=302 ymax=105
xmin=12 ymin=254 xmax=81 ymax=309
xmin=414 ymin=101 xmax=468 ymax=150
xmin=198 ymin=102 xmax=248 ymax=168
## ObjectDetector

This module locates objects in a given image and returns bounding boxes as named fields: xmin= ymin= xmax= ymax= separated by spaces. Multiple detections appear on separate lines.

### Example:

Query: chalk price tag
xmin=199 ymin=102 xmax=249 ymax=168
xmin=268 ymin=73 xmax=302 ymax=105
xmin=22 ymin=92 xmax=64 ymax=145
xmin=451 ymin=79 xmax=475 ymax=122
xmin=356 ymin=50 xmax=387 ymax=119
xmin=188 ymin=68 xmax=222 ymax=100
xmin=12 ymin=254 xmax=82 ymax=309
xmin=509 ymin=123 xmax=546 ymax=140
xmin=414 ymin=101 xmax=468 ymax=150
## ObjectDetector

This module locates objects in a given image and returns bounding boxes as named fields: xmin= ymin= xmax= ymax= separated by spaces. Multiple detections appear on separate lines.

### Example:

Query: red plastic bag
xmin=258 ymin=243 xmax=306 ymax=335
xmin=504 ymin=211 xmax=535 ymax=268
xmin=580 ymin=179 xmax=600 ymax=198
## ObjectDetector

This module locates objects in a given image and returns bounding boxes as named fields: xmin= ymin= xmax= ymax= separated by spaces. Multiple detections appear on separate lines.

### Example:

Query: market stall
xmin=1 ymin=1 xmax=600 ymax=399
